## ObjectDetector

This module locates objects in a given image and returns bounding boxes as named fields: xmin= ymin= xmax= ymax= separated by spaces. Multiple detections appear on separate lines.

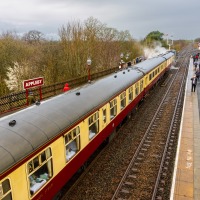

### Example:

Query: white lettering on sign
xmin=23 ymin=77 xmax=44 ymax=89
xmin=186 ymin=162 xmax=192 ymax=169
xmin=186 ymin=149 xmax=193 ymax=169
xmin=25 ymin=79 xmax=42 ymax=87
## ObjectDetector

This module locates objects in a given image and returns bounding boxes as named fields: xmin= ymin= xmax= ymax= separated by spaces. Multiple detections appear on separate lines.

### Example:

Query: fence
xmin=0 ymin=67 xmax=118 ymax=115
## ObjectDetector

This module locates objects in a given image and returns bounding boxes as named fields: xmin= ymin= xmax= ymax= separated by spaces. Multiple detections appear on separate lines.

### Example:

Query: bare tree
xmin=23 ymin=30 xmax=44 ymax=44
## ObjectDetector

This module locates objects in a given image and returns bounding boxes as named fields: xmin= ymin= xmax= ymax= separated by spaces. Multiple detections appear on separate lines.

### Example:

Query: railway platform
xmin=170 ymin=58 xmax=200 ymax=200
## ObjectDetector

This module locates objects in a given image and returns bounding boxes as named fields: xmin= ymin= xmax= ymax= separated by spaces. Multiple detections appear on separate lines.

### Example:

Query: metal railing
xmin=0 ymin=67 xmax=118 ymax=116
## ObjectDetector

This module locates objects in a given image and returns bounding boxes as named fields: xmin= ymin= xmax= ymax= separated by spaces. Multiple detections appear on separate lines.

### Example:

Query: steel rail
xmin=111 ymin=58 xmax=187 ymax=200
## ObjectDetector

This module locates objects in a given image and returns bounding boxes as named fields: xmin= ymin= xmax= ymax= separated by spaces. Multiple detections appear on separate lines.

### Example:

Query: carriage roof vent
xmin=35 ymin=100 xmax=40 ymax=106
xmin=76 ymin=92 xmax=80 ymax=96
xmin=9 ymin=120 xmax=16 ymax=127
xmin=114 ymin=75 xmax=117 ymax=78
xmin=123 ymin=71 xmax=125 ymax=74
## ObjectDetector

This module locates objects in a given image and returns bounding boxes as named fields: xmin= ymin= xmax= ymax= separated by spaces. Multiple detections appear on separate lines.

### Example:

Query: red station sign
xmin=23 ymin=77 xmax=44 ymax=90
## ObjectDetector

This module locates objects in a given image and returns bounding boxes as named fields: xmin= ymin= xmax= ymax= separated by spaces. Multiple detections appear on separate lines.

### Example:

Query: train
xmin=0 ymin=50 xmax=175 ymax=200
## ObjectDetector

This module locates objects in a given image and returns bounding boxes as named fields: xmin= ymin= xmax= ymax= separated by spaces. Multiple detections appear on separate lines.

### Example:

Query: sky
xmin=0 ymin=0 xmax=199 ymax=41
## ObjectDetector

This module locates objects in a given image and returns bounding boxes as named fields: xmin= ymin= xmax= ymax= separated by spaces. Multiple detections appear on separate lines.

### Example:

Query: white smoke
xmin=144 ymin=42 xmax=167 ymax=59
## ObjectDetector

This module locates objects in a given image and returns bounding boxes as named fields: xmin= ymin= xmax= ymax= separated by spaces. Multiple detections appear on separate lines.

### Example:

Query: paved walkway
xmin=170 ymin=58 xmax=200 ymax=200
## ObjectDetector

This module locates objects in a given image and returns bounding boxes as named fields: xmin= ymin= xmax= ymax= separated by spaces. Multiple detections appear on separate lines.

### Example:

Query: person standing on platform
xmin=193 ymin=55 xmax=196 ymax=63
xmin=195 ymin=54 xmax=199 ymax=62
xmin=195 ymin=69 xmax=200 ymax=80
xmin=191 ymin=75 xmax=198 ymax=92
xmin=194 ymin=62 xmax=198 ymax=71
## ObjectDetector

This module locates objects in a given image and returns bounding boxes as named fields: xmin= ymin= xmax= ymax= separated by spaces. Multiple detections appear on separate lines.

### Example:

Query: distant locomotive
xmin=0 ymin=51 xmax=175 ymax=200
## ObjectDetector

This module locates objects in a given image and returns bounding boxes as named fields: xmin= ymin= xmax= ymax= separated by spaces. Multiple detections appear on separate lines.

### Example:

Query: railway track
xmin=111 ymin=55 xmax=188 ymax=199
xmin=60 ymin=49 xmax=190 ymax=200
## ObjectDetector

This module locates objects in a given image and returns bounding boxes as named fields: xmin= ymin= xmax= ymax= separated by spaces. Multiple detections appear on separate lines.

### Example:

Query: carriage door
xmin=145 ymin=76 xmax=148 ymax=94
xmin=102 ymin=105 xmax=107 ymax=129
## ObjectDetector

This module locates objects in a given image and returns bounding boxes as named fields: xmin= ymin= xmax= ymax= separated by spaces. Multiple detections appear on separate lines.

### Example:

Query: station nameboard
xmin=23 ymin=77 xmax=44 ymax=90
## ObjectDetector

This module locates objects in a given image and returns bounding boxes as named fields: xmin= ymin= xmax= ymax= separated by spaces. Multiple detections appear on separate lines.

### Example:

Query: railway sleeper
xmin=156 ymin=196 xmax=163 ymax=200
xmin=136 ymin=157 xmax=143 ymax=161
xmin=141 ymin=148 xmax=148 ymax=152
xmin=160 ymin=179 xmax=166 ymax=185
xmin=124 ymin=181 xmax=134 ymax=186
xmin=169 ymin=141 xmax=173 ymax=146
xmin=158 ymin=187 xmax=164 ymax=192
xmin=165 ymin=161 xmax=169 ymax=165
xmin=134 ymin=162 xmax=139 ymax=166
xmin=121 ymin=189 xmax=130 ymax=194
xmin=172 ymin=128 xmax=176 ymax=133
xmin=152 ymin=124 xmax=158 ymax=127
xmin=139 ymin=152 xmax=145 ymax=157
xmin=163 ymin=166 xmax=168 ymax=171
xmin=162 ymin=172 xmax=167 ymax=177
xmin=166 ymin=156 xmax=171 ymax=160
xmin=159 ymin=142 xmax=165 ymax=145
xmin=131 ymin=168 xmax=138 ymax=172
xmin=128 ymin=175 xmax=137 ymax=179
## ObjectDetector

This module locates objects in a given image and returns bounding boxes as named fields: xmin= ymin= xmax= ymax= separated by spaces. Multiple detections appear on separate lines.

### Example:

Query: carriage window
xmin=120 ymin=91 xmax=126 ymax=110
xmin=103 ymin=108 xmax=107 ymax=123
xmin=27 ymin=148 xmax=53 ymax=196
xmin=0 ymin=179 xmax=12 ymax=200
xmin=33 ymin=157 xmax=39 ymax=169
xmin=65 ymin=126 xmax=80 ymax=161
xmin=110 ymin=98 xmax=117 ymax=120
xmin=149 ymin=74 xmax=152 ymax=81
xmin=128 ymin=86 xmax=133 ymax=102
xmin=135 ymin=82 xmax=139 ymax=96
xmin=88 ymin=112 xmax=99 ymax=140
xmin=140 ymin=80 xmax=143 ymax=92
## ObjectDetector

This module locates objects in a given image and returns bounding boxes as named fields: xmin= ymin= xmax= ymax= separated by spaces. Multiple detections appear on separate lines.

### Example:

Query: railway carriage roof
xmin=135 ymin=52 xmax=174 ymax=73
xmin=0 ymin=67 xmax=143 ymax=174
xmin=0 ymin=51 xmax=174 ymax=174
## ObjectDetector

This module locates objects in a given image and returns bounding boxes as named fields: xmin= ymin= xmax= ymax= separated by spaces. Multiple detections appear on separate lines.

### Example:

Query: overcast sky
xmin=0 ymin=0 xmax=199 ymax=41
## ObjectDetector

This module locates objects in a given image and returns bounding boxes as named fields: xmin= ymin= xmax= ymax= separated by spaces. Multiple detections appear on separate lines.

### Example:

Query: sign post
xmin=23 ymin=77 xmax=44 ymax=105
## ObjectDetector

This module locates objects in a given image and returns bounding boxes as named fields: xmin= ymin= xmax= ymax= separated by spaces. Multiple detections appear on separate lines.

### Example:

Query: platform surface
xmin=171 ymin=58 xmax=200 ymax=200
